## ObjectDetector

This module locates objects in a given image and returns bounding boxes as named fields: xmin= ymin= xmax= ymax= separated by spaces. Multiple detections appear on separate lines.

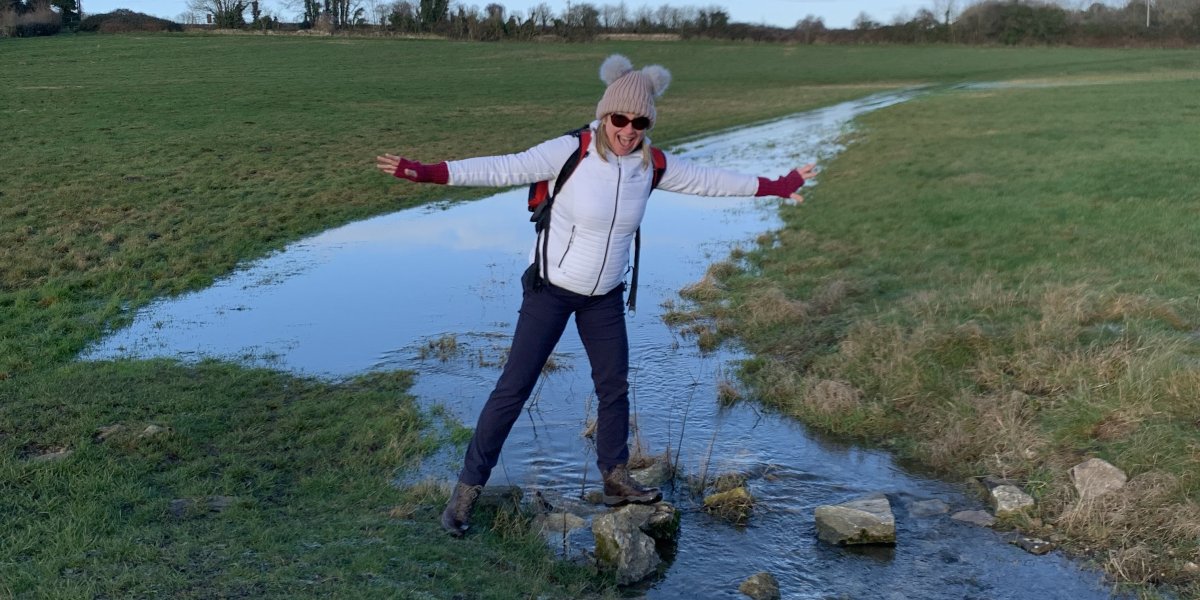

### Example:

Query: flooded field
xmin=85 ymin=92 xmax=1127 ymax=599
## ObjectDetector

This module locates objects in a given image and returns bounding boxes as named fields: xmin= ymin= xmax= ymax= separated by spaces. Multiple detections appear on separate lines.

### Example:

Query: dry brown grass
xmin=716 ymin=378 xmax=741 ymax=407
xmin=810 ymin=279 xmax=852 ymax=315
xmin=742 ymin=285 xmax=809 ymax=330
xmin=679 ymin=274 xmax=723 ymax=303
xmin=916 ymin=390 xmax=1046 ymax=477
xmin=679 ymin=261 xmax=740 ymax=303
xmin=1089 ymin=409 xmax=1145 ymax=443
xmin=1049 ymin=471 xmax=1200 ymax=586
xmin=803 ymin=379 xmax=863 ymax=416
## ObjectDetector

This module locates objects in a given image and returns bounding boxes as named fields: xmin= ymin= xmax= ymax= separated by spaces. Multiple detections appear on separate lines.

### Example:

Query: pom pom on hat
xmin=640 ymin=65 xmax=671 ymax=98
xmin=600 ymin=54 xmax=634 ymax=85
xmin=596 ymin=54 xmax=672 ymax=127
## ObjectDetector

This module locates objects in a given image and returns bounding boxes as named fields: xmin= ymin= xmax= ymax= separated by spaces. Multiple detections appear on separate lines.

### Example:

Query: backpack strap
xmin=650 ymin=147 xmax=666 ymax=188
xmin=626 ymin=146 xmax=667 ymax=313
xmin=529 ymin=125 xmax=590 ymax=290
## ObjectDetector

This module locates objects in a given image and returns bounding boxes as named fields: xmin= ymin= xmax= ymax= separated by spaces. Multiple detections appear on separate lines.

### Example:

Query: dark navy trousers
xmin=458 ymin=272 xmax=630 ymax=486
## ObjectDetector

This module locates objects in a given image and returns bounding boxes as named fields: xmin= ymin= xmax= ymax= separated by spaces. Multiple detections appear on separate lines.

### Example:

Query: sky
xmin=81 ymin=0 xmax=943 ymax=29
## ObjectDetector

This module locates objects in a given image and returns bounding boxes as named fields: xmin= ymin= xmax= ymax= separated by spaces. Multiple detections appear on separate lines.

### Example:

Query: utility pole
xmin=1146 ymin=0 xmax=1151 ymax=28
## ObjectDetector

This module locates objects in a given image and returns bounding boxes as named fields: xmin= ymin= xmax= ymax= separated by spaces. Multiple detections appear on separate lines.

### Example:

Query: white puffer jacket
xmin=446 ymin=121 xmax=760 ymax=297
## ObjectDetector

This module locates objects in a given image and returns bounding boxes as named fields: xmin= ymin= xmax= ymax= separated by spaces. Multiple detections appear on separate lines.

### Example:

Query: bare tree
xmin=600 ymin=2 xmax=619 ymax=28
xmin=186 ymin=0 xmax=247 ymax=27
xmin=697 ymin=5 xmax=728 ymax=32
xmin=931 ymin=0 xmax=959 ymax=24
xmin=529 ymin=1 xmax=551 ymax=28
xmin=612 ymin=1 xmax=629 ymax=28
xmin=675 ymin=5 xmax=697 ymax=28
xmin=418 ymin=0 xmax=447 ymax=27
xmin=387 ymin=0 xmax=417 ymax=30
xmin=633 ymin=3 xmax=652 ymax=30
xmin=484 ymin=2 xmax=502 ymax=22
xmin=911 ymin=7 xmax=940 ymax=28
xmin=368 ymin=0 xmax=388 ymax=25
xmin=653 ymin=4 xmax=670 ymax=27
xmin=853 ymin=10 xmax=879 ymax=29
xmin=565 ymin=1 xmax=600 ymax=35
xmin=795 ymin=14 xmax=824 ymax=43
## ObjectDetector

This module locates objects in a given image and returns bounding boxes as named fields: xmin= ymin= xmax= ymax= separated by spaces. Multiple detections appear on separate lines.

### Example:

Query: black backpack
xmin=526 ymin=126 xmax=667 ymax=311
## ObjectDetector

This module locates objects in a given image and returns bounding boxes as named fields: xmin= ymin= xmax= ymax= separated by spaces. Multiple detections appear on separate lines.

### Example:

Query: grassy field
xmin=684 ymin=72 xmax=1200 ymax=597
xmin=3 ymin=33 xmax=1200 ymax=597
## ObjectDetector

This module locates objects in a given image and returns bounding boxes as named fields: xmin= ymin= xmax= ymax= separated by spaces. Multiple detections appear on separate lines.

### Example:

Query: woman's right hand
xmin=375 ymin=153 xmax=408 ymax=177
xmin=375 ymin=154 xmax=449 ymax=184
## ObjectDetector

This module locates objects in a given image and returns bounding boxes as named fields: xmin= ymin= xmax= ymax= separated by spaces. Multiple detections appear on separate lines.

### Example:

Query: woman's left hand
xmin=756 ymin=163 xmax=818 ymax=203
xmin=788 ymin=164 xmax=818 ymax=204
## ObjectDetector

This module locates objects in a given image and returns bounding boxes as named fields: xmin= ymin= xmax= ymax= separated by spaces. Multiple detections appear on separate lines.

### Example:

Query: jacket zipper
xmin=557 ymin=225 xmax=577 ymax=268
xmin=591 ymin=158 xmax=621 ymax=295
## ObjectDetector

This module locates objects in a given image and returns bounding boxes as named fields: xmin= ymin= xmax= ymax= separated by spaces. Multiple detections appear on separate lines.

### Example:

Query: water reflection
xmin=84 ymin=91 xmax=1125 ymax=599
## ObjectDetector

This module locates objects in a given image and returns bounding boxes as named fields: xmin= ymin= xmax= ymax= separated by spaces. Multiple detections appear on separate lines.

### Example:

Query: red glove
xmin=755 ymin=170 xmax=805 ymax=198
xmin=393 ymin=159 xmax=449 ymax=184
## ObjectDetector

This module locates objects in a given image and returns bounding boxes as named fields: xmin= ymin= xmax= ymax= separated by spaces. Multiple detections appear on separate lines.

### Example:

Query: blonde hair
xmin=595 ymin=117 xmax=654 ymax=170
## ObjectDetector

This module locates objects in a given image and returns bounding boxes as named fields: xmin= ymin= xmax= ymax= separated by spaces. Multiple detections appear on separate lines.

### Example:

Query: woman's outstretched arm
xmin=657 ymin=154 xmax=817 ymax=203
xmin=374 ymin=134 xmax=579 ymax=187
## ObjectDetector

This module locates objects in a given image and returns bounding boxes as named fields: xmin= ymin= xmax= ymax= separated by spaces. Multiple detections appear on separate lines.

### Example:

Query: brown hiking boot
xmin=602 ymin=464 xmax=662 ymax=507
xmin=440 ymin=481 xmax=483 ymax=537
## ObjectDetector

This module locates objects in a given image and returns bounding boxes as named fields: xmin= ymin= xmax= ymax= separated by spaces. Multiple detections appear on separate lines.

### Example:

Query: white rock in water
xmin=592 ymin=504 xmax=664 ymax=585
xmin=990 ymin=485 xmax=1035 ymax=517
xmin=814 ymin=493 xmax=896 ymax=545
xmin=1069 ymin=458 xmax=1126 ymax=500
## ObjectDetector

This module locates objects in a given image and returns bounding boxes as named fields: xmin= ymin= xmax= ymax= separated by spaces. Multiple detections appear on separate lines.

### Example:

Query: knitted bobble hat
xmin=595 ymin=54 xmax=672 ymax=127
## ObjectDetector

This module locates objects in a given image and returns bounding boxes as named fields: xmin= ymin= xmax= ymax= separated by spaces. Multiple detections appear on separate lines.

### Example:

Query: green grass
xmin=696 ymin=74 xmax=1200 ymax=596
xmin=0 ymin=362 xmax=609 ymax=598
xmin=5 ymin=34 xmax=1200 ymax=597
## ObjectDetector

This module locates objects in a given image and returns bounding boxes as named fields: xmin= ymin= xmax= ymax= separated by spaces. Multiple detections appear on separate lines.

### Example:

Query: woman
xmin=376 ymin=55 xmax=816 ymax=537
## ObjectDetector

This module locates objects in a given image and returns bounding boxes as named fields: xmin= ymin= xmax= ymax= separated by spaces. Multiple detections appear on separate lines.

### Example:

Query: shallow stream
xmin=86 ymin=91 xmax=1127 ymax=599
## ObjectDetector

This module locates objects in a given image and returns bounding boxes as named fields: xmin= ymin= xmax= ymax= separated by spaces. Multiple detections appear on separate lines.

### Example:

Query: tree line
xmin=834 ymin=0 xmax=1200 ymax=45
xmin=176 ymin=0 xmax=1200 ymax=45
xmin=8 ymin=0 xmax=1200 ymax=45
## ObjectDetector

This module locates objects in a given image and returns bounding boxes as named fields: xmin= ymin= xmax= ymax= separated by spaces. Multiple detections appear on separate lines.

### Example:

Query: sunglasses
xmin=608 ymin=114 xmax=651 ymax=131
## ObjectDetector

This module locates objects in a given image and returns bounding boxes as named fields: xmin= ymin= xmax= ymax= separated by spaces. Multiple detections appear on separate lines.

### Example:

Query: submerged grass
xmin=5 ymin=35 xmax=1200 ymax=596
xmin=690 ymin=76 xmax=1200 ymax=597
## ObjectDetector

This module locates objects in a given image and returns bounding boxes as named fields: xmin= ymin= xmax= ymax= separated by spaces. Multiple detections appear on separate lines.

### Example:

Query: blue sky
xmin=83 ymin=0 xmax=942 ymax=29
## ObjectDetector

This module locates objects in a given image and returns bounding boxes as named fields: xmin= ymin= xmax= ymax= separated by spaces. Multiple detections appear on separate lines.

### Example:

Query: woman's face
xmin=604 ymin=112 xmax=649 ymax=156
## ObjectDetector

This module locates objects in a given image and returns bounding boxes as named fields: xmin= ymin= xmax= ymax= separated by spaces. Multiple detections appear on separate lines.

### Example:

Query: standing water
xmin=86 ymin=92 xmax=1125 ymax=599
